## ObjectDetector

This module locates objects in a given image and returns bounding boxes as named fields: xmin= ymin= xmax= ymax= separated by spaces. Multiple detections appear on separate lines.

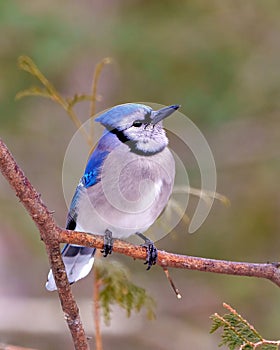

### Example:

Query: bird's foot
xmin=101 ymin=229 xmax=113 ymax=257
xmin=136 ymin=232 xmax=158 ymax=270
xmin=142 ymin=240 xmax=158 ymax=270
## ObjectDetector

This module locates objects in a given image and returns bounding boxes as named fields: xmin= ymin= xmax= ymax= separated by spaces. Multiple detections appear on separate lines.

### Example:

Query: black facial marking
xmin=110 ymin=128 xmax=130 ymax=143
xmin=109 ymin=126 xmax=163 ymax=156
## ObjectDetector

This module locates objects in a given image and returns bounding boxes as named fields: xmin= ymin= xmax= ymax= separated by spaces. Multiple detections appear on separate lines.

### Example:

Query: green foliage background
xmin=0 ymin=1 xmax=280 ymax=349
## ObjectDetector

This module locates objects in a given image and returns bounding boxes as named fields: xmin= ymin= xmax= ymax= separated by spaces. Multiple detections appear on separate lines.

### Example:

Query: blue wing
xmin=82 ymin=131 xmax=121 ymax=188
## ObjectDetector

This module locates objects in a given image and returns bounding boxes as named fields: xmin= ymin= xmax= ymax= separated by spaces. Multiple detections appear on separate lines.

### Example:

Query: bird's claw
xmin=142 ymin=240 xmax=158 ymax=270
xmin=101 ymin=229 xmax=113 ymax=257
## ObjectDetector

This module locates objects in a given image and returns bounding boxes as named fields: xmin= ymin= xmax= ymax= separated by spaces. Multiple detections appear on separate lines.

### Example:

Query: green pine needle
xmin=210 ymin=303 xmax=279 ymax=349
xmin=95 ymin=259 xmax=156 ymax=325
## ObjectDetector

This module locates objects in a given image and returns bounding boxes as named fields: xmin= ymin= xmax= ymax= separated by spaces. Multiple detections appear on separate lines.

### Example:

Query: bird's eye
xmin=132 ymin=121 xmax=142 ymax=127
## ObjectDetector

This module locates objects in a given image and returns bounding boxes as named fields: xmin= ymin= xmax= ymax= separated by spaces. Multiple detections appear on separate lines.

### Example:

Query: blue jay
xmin=46 ymin=103 xmax=179 ymax=291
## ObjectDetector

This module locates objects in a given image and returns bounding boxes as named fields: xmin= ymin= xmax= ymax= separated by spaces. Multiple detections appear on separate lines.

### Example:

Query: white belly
xmin=76 ymin=146 xmax=175 ymax=239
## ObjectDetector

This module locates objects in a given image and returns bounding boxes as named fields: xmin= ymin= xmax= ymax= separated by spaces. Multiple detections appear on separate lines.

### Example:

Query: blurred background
xmin=1 ymin=1 xmax=280 ymax=349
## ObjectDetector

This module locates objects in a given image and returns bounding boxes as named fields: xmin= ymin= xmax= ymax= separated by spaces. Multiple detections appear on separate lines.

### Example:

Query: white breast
xmin=76 ymin=145 xmax=175 ymax=239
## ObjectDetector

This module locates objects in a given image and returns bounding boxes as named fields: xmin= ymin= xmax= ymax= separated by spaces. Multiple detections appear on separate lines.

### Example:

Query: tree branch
xmin=1 ymin=137 xmax=280 ymax=348
xmin=0 ymin=139 xmax=89 ymax=350
xmin=59 ymin=229 xmax=280 ymax=288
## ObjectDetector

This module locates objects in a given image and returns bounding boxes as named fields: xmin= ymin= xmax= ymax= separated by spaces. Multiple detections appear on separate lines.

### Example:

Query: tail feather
xmin=45 ymin=244 xmax=96 ymax=291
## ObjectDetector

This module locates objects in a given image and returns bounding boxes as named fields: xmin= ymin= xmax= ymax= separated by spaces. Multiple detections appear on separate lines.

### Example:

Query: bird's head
xmin=95 ymin=103 xmax=180 ymax=154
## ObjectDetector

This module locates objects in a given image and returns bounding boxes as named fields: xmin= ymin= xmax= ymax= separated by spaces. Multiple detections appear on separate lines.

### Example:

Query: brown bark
xmin=0 ymin=139 xmax=89 ymax=350
xmin=59 ymin=229 xmax=280 ymax=287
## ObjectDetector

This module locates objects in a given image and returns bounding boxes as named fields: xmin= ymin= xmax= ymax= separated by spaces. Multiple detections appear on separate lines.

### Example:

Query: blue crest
xmin=95 ymin=103 xmax=152 ymax=131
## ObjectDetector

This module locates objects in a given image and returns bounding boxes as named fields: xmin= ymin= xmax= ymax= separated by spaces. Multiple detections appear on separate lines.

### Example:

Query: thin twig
xmin=93 ymin=252 xmax=103 ymax=350
xmin=162 ymin=267 xmax=182 ymax=299
xmin=17 ymin=56 xmax=92 ymax=146
xmin=89 ymin=57 xmax=112 ymax=141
